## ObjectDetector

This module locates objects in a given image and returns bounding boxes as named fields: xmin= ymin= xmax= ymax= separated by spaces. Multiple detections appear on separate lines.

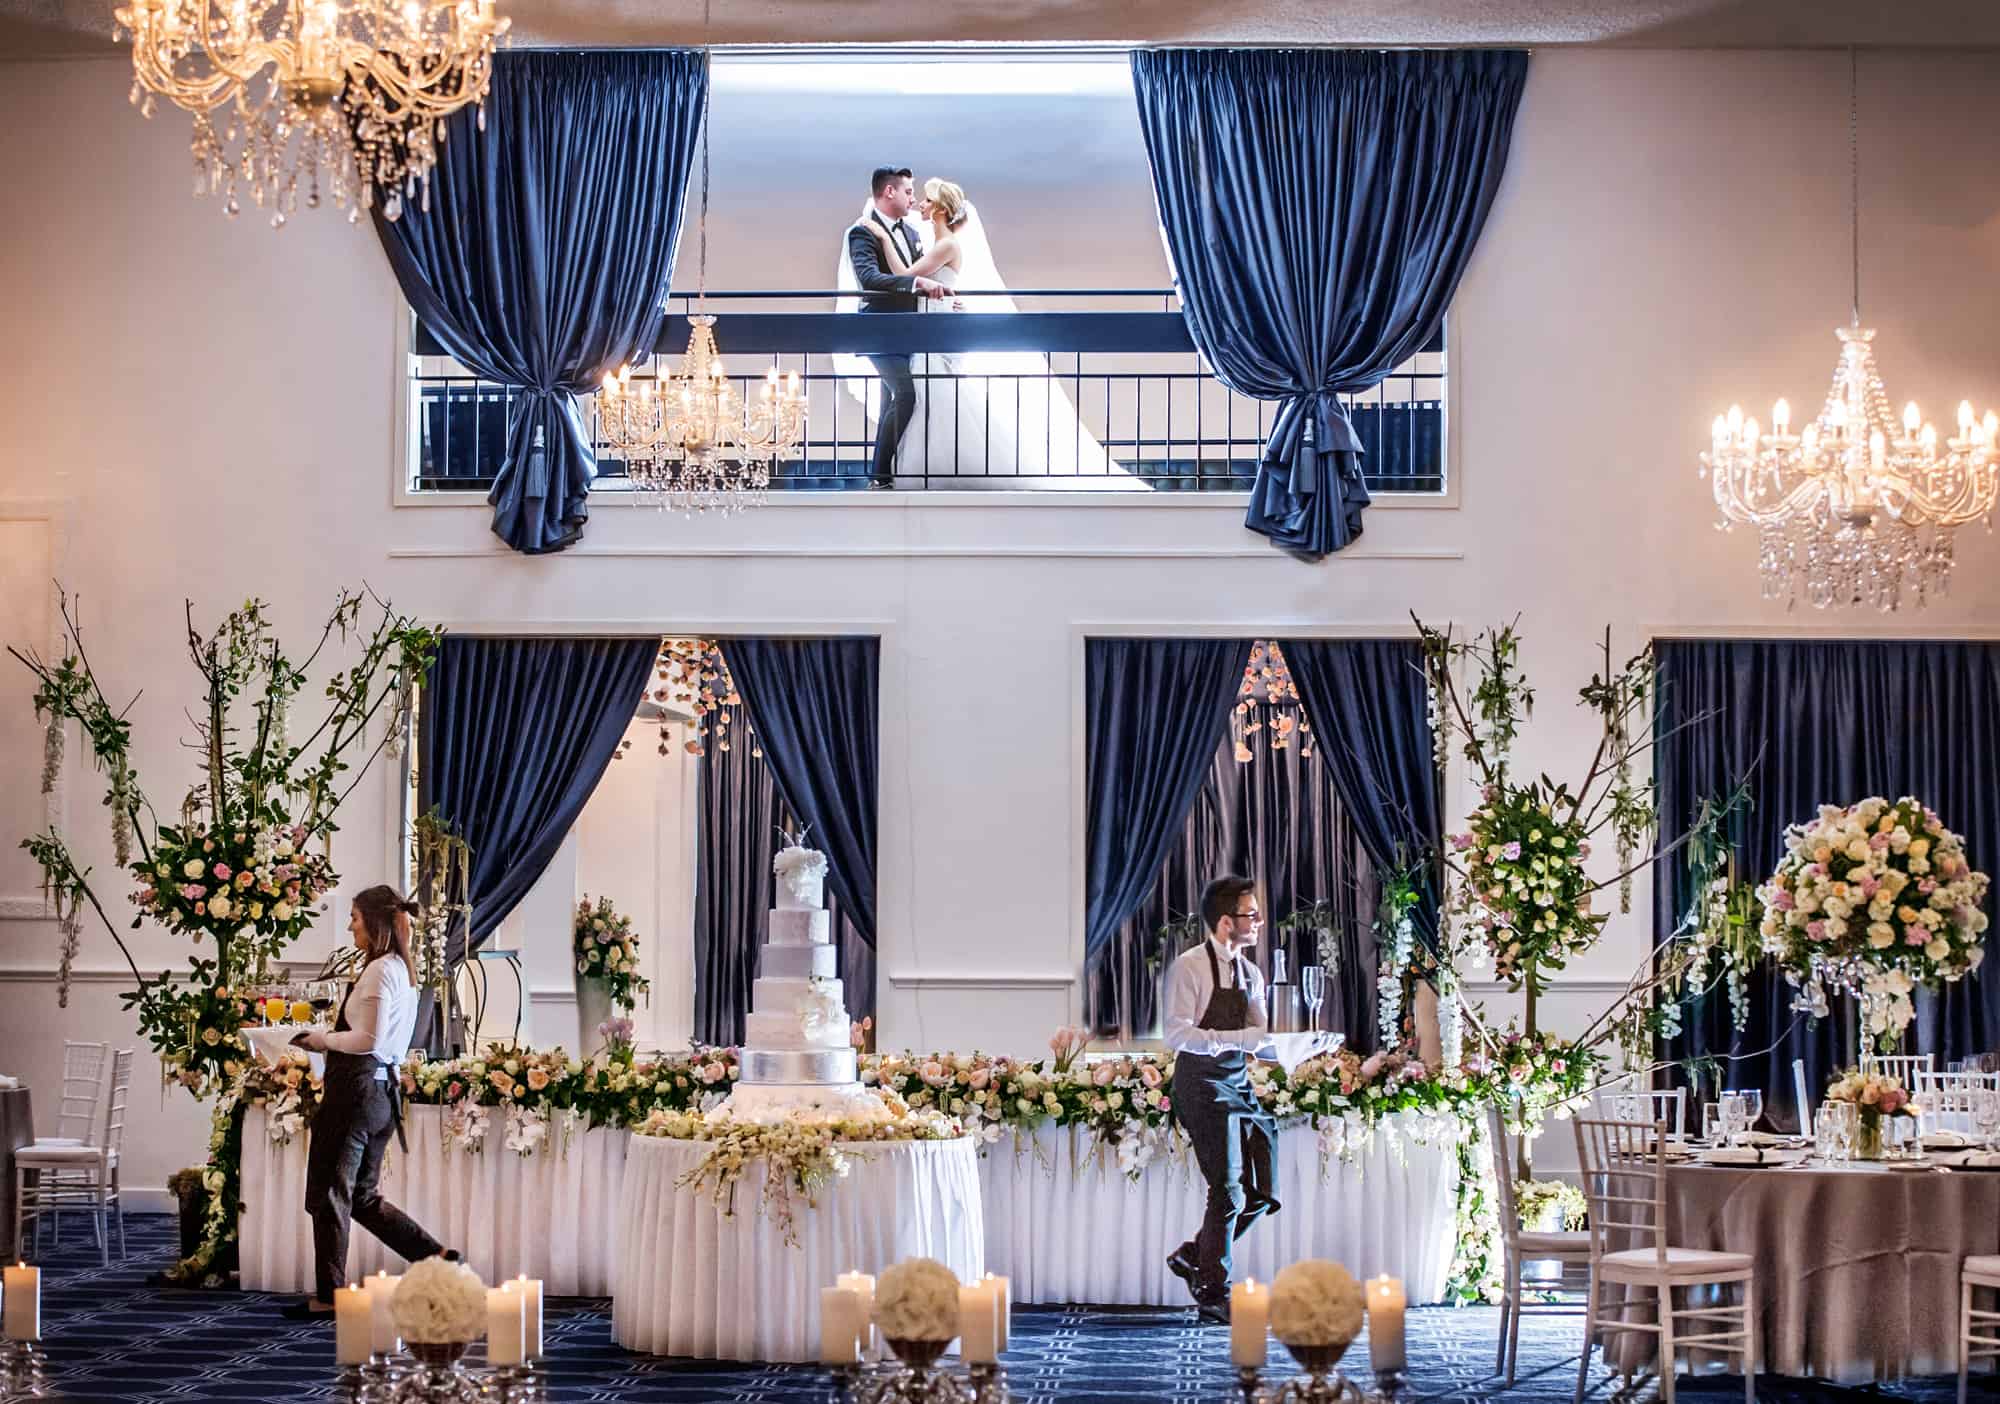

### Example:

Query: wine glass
xmin=1702 ymin=1102 xmax=1721 ymax=1145
xmin=1740 ymin=1089 xmax=1764 ymax=1137
xmin=1720 ymin=1092 xmax=1750 ymax=1148
xmin=1823 ymin=1101 xmax=1857 ymax=1163
xmin=1975 ymin=1090 xmax=2000 ymax=1154
xmin=1300 ymin=966 xmax=1326 ymax=1031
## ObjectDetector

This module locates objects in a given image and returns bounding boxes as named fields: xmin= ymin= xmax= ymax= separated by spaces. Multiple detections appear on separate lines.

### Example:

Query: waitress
xmin=1162 ymin=875 xmax=1331 ymax=1323
xmin=282 ymin=885 xmax=449 ymax=1318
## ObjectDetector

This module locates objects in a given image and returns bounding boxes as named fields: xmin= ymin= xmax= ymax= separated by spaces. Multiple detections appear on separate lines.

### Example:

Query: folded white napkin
xmin=1959 ymin=1151 xmax=2000 ymax=1170
xmin=0 ymin=1075 xmax=18 ymax=1090
xmin=1697 ymin=1147 xmax=1764 ymax=1165
xmin=1923 ymin=1130 xmax=1969 ymax=1149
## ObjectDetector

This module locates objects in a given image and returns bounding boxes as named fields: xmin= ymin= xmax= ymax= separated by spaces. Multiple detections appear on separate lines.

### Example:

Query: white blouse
xmin=1162 ymin=937 xmax=1275 ymax=1059
xmin=320 ymin=956 xmax=420 ymax=1068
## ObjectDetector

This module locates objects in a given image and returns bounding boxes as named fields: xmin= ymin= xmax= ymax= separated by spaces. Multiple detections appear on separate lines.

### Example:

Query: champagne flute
xmin=1301 ymin=965 xmax=1326 ymax=1033
xmin=1741 ymin=1088 xmax=1764 ymax=1137
xmin=1720 ymin=1091 xmax=1749 ymax=1148
xmin=1976 ymin=1090 xmax=2000 ymax=1154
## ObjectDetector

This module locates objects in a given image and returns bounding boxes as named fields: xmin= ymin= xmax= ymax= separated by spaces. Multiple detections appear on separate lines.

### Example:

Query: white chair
xmin=26 ymin=1039 xmax=108 ymax=1149
xmin=15 ymin=1048 xmax=132 ymax=1265
xmin=1487 ymin=1104 xmax=1593 ymax=1386
xmin=1863 ymin=1052 xmax=1934 ymax=1087
xmin=1918 ymin=1071 xmax=1995 ymax=1138
xmin=1964 ymin=1256 xmax=2000 ymax=1404
xmin=1573 ymin=1116 xmax=1756 ymax=1404
xmin=1597 ymin=1083 xmax=1688 ymax=1141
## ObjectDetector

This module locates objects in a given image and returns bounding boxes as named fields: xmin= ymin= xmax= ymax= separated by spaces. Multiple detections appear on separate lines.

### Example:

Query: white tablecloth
xmin=979 ymin=1114 xmax=1460 ymax=1305
xmin=239 ymin=1105 xmax=627 ymax=1294
xmin=611 ymin=1134 xmax=986 ymax=1362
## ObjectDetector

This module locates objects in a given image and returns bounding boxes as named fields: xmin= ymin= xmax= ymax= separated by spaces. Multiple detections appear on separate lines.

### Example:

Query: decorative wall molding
xmin=1460 ymin=978 xmax=1632 ymax=996
xmin=0 ymin=965 xmax=140 ymax=984
xmin=886 ymin=970 xmax=1077 ymax=990
xmin=0 ymin=896 xmax=51 ymax=921
xmin=390 ymin=544 xmax=1463 ymax=563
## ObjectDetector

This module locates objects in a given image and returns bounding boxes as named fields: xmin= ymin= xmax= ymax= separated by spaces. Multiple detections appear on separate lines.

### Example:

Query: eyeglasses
xmin=1233 ymin=907 xmax=1263 ymax=924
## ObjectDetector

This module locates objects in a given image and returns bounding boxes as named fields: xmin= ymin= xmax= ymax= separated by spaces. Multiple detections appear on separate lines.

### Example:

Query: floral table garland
xmin=185 ymin=1035 xmax=1593 ymax=1298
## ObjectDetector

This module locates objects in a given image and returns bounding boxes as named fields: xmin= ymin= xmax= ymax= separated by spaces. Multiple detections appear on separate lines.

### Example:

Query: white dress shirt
xmin=321 ymin=956 xmax=420 ymax=1068
xmin=1162 ymin=937 xmax=1276 ymax=1058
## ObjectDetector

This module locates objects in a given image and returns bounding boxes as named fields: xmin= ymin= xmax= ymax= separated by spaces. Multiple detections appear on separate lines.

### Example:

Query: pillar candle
xmin=959 ymin=1282 xmax=999 ymax=1364
xmin=835 ymin=1270 xmax=875 ymax=1353
xmin=1366 ymin=1275 xmax=1406 ymax=1373
xmin=511 ymin=1276 xmax=544 ymax=1358
xmin=363 ymin=1272 xmax=401 ymax=1355
xmin=983 ymin=1273 xmax=1011 ymax=1352
xmin=334 ymin=1283 xmax=372 ymax=1366
xmin=1230 ymin=1279 xmax=1267 ymax=1368
xmin=487 ymin=1286 xmax=525 ymax=1368
xmin=2 ymin=1263 xmax=40 ymax=1341
xmin=819 ymin=1287 xmax=862 ymax=1364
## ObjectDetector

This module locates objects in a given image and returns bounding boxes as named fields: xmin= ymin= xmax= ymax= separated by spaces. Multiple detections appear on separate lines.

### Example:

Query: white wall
xmin=3 ymin=49 xmax=1999 ymax=1198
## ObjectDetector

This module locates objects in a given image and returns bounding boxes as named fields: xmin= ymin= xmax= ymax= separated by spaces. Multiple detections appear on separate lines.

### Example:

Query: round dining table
xmin=1608 ymin=1153 xmax=2000 ymax=1383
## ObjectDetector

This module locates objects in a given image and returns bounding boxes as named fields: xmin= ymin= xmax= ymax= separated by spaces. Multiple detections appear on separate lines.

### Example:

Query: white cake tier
xmin=768 ymin=908 xmax=831 ymax=946
xmin=751 ymin=975 xmax=844 ymax=1010
xmin=744 ymin=1009 xmax=852 ymax=1051
xmin=708 ymin=1081 xmax=896 ymax=1126
xmin=773 ymin=846 xmax=827 ymax=912
xmin=759 ymin=943 xmax=837 ymax=980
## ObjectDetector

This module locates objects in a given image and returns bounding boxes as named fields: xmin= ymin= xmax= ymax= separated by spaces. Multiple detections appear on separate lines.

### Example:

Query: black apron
xmin=1174 ymin=943 xmax=1277 ymax=1139
xmin=321 ymin=976 xmax=407 ymax=1152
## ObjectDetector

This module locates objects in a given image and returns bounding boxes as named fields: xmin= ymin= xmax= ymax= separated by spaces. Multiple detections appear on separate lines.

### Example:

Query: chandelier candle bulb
xmin=819 ymin=1287 xmax=863 ymax=1365
xmin=510 ymin=1276 xmax=544 ymax=1358
xmin=1230 ymin=1279 xmax=1269 ymax=1368
xmin=2 ymin=1263 xmax=39 ymax=1341
xmin=486 ymin=1286 xmax=525 ymax=1368
xmin=1366 ymin=1275 xmax=1407 ymax=1373
xmin=334 ymin=1283 xmax=372 ymax=1366
xmin=364 ymin=1271 xmax=401 ymax=1355
xmin=984 ymin=1273 xmax=1011 ymax=1351
xmin=959 ymin=1282 xmax=1000 ymax=1363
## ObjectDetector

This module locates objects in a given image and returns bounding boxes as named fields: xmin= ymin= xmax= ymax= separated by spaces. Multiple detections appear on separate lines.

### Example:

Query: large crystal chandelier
xmin=594 ymin=61 xmax=805 ymax=516
xmin=1699 ymin=54 xmax=1998 ymax=610
xmin=112 ymin=0 xmax=510 ymax=227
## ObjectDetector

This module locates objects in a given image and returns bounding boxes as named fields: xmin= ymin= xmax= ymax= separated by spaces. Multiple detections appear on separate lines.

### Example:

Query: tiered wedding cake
xmin=714 ymin=842 xmax=891 ymax=1124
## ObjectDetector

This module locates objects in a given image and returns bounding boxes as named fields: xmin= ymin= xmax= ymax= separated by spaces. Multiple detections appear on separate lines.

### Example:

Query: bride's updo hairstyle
xmin=923 ymin=178 xmax=970 ymax=230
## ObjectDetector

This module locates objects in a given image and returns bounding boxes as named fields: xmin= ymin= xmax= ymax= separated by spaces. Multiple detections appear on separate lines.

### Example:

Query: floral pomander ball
xmin=1452 ymin=782 xmax=1602 ymax=989
xmin=574 ymin=894 xmax=650 ymax=1011
xmin=392 ymin=1255 xmax=488 ymax=1344
xmin=876 ymin=1258 xmax=962 ymax=1343
xmin=1270 ymin=1259 xmax=1366 ymax=1349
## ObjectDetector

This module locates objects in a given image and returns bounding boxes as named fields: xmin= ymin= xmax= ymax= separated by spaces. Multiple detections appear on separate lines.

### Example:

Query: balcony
xmin=407 ymin=290 xmax=1445 ymax=496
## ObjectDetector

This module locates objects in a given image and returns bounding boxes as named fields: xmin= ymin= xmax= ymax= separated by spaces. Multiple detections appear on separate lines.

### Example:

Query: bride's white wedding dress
xmin=835 ymin=202 xmax=1149 ymax=491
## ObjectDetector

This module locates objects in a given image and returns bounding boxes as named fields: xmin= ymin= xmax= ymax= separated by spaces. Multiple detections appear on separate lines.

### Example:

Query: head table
xmin=1606 ymin=1155 xmax=2000 ymax=1384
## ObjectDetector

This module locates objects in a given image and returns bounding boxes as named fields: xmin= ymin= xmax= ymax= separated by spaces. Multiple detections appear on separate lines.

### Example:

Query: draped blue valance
xmin=375 ymin=50 xmax=708 ymax=554
xmin=1130 ymin=49 xmax=1527 ymax=559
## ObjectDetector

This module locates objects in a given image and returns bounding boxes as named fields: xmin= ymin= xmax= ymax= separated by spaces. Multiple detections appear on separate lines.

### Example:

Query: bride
xmin=835 ymin=179 xmax=1148 ymax=490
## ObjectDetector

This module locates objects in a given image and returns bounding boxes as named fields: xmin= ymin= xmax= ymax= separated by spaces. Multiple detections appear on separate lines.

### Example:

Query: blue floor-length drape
xmin=420 ymin=636 xmax=658 ymax=960
xmin=1084 ymin=638 xmax=1250 ymax=972
xmin=1130 ymin=49 xmax=1527 ymax=560
xmin=715 ymin=638 xmax=880 ymax=952
xmin=1653 ymin=639 xmax=2000 ymax=1131
xmin=1281 ymin=639 xmax=1443 ymax=948
xmin=373 ymin=51 xmax=708 ymax=554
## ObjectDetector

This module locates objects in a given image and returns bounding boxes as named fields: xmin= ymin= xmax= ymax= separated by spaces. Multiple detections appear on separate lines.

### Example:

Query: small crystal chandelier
xmin=113 ymin=0 xmax=510 ymax=228
xmin=1699 ymin=52 xmax=1998 ymax=610
xmin=594 ymin=54 xmax=805 ymax=516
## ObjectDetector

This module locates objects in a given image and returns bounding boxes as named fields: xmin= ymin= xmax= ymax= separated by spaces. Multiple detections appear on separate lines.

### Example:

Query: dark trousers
xmin=1183 ymin=1109 xmax=1280 ymax=1298
xmin=304 ymin=1075 xmax=442 ymax=1304
xmin=866 ymin=353 xmax=917 ymax=484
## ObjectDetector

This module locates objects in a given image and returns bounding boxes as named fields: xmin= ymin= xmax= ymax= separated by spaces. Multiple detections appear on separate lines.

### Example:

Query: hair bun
xmin=399 ymin=900 xmax=421 ymax=916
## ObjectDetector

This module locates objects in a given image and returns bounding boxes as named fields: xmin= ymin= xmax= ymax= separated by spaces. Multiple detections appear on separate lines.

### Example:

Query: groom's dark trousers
xmin=848 ymin=217 xmax=923 ymax=488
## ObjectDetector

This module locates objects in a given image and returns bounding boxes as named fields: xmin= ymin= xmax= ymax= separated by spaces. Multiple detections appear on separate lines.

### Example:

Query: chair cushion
xmin=1600 ymin=1247 xmax=1754 ymax=1280
xmin=26 ymin=1137 xmax=84 ymax=1149
xmin=16 ymin=1145 xmax=107 ymax=1167
xmin=1517 ymin=1230 xmax=1593 ymax=1257
xmin=1966 ymin=1255 xmax=2000 ymax=1285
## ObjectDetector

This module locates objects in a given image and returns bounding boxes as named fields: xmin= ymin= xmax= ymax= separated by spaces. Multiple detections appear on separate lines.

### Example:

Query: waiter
xmin=282 ymin=885 xmax=451 ymax=1319
xmin=1163 ymin=875 xmax=1330 ymax=1323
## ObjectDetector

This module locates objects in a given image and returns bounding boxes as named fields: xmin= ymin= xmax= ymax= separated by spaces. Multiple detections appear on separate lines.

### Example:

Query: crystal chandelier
xmin=594 ymin=56 xmax=805 ymax=516
xmin=1698 ymin=53 xmax=1998 ymax=610
xmin=112 ymin=0 xmax=510 ymax=227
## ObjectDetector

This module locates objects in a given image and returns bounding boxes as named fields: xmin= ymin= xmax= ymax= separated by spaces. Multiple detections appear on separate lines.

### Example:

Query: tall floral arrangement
xmin=13 ymin=589 xmax=440 ymax=1099
xmin=573 ymin=895 xmax=650 ymax=1012
xmin=1759 ymin=797 xmax=1990 ymax=1051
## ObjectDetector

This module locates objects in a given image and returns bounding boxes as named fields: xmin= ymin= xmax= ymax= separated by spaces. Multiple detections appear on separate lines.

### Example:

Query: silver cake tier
xmin=736 ymin=1048 xmax=859 ymax=1085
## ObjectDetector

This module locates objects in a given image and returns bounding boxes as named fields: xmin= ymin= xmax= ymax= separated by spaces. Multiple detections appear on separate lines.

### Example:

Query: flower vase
xmin=391 ymin=1341 xmax=481 ymax=1403
xmin=1856 ymin=1115 xmax=1884 ymax=1161
xmin=576 ymin=977 xmax=613 ymax=1053
xmin=876 ymin=1339 xmax=961 ymax=1404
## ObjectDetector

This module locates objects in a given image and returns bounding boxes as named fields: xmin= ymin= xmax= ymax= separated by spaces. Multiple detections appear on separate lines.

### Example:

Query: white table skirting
xmin=611 ymin=1134 xmax=986 ymax=1362
xmin=239 ymin=1105 xmax=627 ymax=1295
xmin=978 ymin=1114 xmax=1460 ymax=1306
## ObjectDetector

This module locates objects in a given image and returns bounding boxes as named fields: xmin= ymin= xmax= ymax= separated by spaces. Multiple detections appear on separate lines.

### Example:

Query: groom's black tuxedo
xmin=847 ymin=209 xmax=926 ymax=485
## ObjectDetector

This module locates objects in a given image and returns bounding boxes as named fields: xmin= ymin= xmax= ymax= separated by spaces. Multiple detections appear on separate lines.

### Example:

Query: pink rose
xmin=1551 ymin=1058 xmax=1567 ymax=1074
xmin=1806 ymin=920 xmax=1827 ymax=941
xmin=1360 ymin=1052 xmax=1386 ymax=1081
xmin=1906 ymin=930 xmax=1931 ymax=946
xmin=699 ymin=1061 xmax=726 ymax=1084
xmin=1159 ymin=1097 xmax=1171 ymax=1112
xmin=967 ymin=1069 xmax=991 ymax=1091
xmin=213 ymin=863 xmax=231 ymax=880
xmin=1092 ymin=1063 xmax=1117 ymax=1087
xmin=1771 ymin=890 xmax=1795 ymax=911
xmin=1140 ymin=1064 xmax=1163 ymax=1089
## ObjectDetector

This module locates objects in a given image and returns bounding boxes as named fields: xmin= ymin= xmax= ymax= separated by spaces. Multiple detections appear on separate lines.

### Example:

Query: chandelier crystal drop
xmin=595 ymin=318 xmax=806 ymax=516
xmin=112 ymin=0 xmax=510 ymax=227
xmin=1700 ymin=326 xmax=1999 ymax=610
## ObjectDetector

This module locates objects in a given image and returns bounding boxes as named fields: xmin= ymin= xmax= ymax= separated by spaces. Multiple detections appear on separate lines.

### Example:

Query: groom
xmin=847 ymin=165 xmax=945 ymax=489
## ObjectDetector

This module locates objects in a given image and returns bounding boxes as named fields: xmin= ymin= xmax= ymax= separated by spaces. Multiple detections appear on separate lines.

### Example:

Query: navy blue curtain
xmin=1085 ymin=638 xmax=1250 ymax=969
xmin=1130 ymin=49 xmax=1527 ymax=559
xmin=374 ymin=51 xmax=708 ymax=554
xmin=1654 ymin=640 xmax=2000 ymax=1132
xmin=420 ymin=636 xmax=657 ymax=953
xmin=716 ymin=639 xmax=880 ymax=951
xmin=1281 ymin=639 xmax=1442 ymax=948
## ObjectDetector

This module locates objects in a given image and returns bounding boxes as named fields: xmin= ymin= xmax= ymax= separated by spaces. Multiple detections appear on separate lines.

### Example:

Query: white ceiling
xmin=7 ymin=0 xmax=2000 ymax=59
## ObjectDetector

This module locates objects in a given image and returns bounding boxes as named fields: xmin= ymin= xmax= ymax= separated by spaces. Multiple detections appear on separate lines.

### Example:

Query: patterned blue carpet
xmin=14 ymin=1216 xmax=1996 ymax=1401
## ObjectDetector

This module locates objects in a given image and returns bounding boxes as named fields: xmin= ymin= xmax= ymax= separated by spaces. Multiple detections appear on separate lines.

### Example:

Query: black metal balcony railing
xmin=408 ymin=290 xmax=1445 ymax=495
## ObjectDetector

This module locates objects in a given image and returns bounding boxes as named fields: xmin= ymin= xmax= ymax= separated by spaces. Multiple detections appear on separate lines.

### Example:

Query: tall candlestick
xmin=1230 ymin=1279 xmax=1268 ymax=1368
xmin=487 ymin=1286 xmax=526 ymax=1368
xmin=819 ymin=1287 xmax=862 ymax=1365
xmin=1366 ymin=1275 xmax=1407 ymax=1373
xmin=363 ymin=1271 xmax=401 ymax=1355
xmin=959 ymin=1282 xmax=999 ymax=1364
xmin=334 ymin=1283 xmax=372 ymax=1366
xmin=2 ymin=1263 xmax=40 ymax=1341
xmin=510 ymin=1276 xmax=545 ymax=1359
xmin=983 ymin=1273 xmax=1011 ymax=1352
